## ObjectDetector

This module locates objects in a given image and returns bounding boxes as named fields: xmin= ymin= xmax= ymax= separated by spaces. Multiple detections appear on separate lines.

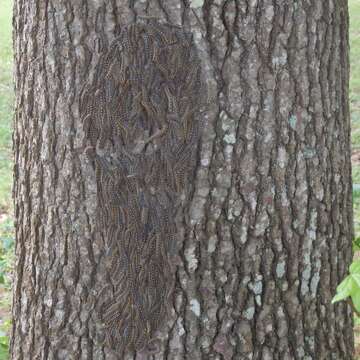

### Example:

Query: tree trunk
xmin=11 ymin=0 xmax=353 ymax=359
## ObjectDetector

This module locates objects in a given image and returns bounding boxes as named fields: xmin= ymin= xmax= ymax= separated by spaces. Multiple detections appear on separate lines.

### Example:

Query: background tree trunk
xmin=11 ymin=0 xmax=353 ymax=359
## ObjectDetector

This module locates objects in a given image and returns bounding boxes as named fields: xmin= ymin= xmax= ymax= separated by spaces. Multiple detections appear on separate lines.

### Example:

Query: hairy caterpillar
xmin=80 ymin=21 xmax=205 ymax=355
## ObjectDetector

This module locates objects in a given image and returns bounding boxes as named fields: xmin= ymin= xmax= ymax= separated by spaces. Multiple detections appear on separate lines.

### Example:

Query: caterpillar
xmin=80 ymin=20 xmax=205 ymax=356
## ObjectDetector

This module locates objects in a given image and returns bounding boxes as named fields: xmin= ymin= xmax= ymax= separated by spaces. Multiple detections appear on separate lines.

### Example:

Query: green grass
xmin=0 ymin=1 xmax=13 ymax=358
xmin=0 ymin=0 xmax=13 ymax=213
xmin=351 ymin=0 xmax=360 ymax=253
xmin=350 ymin=0 xmax=360 ymax=150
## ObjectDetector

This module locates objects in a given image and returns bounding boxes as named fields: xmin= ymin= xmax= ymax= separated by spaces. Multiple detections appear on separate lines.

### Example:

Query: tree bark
xmin=11 ymin=0 xmax=353 ymax=359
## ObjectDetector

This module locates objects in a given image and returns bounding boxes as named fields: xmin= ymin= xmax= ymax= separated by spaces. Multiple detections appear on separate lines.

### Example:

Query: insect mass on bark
xmin=79 ymin=21 xmax=206 ymax=355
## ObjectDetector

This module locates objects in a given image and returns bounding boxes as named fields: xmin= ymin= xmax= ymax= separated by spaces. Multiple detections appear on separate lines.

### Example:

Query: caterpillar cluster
xmin=80 ymin=21 xmax=204 ymax=355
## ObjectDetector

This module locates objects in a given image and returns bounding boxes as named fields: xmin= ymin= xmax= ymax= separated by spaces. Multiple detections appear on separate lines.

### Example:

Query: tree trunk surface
xmin=11 ymin=0 xmax=353 ymax=359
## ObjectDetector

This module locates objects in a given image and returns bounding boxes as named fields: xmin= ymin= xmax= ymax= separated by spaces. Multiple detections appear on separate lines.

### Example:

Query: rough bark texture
xmin=11 ymin=0 xmax=353 ymax=359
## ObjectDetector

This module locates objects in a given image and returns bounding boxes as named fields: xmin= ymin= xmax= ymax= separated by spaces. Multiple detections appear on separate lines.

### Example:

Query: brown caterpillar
xmin=80 ymin=21 xmax=205 ymax=355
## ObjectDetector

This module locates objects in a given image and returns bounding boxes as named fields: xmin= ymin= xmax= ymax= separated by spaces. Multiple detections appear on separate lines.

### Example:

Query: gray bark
xmin=11 ymin=0 xmax=353 ymax=359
